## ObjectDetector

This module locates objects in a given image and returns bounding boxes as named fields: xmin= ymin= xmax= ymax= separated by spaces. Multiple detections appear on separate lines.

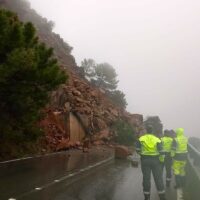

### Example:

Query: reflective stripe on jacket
xmin=139 ymin=134 xmax=161 ymax=156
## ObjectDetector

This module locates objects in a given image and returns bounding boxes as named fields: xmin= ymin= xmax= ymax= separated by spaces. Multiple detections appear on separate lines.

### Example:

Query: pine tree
xmin=95 ymin=63 xmax=118 ymax=91
xmin=0 ymin=9 xmax=67 ymax=142
xmin=108 ymin=90 xmax=127 ymax=109
xmin=81 ymin=58 xmax=96 ymax=79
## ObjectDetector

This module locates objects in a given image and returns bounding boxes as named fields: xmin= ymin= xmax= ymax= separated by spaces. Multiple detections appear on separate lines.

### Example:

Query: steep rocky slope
xmin=43 ymin=70 xmax=144 ymax=150
xmin=0 ymin=0 xmax=143 ymax=152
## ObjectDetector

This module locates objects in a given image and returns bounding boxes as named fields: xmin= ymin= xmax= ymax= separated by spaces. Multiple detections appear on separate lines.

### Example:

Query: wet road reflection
xmin=23 ymin=160 xmax=173 ymax=200
xmin=0 ymin=149 xmax=176 ymax=200
xmin=0 ymin=148 xmax=112 ymax=200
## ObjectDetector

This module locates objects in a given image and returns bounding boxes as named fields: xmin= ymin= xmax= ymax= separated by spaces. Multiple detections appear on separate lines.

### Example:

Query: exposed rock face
xmin=1 ymin=0 xmax=144 ymax=151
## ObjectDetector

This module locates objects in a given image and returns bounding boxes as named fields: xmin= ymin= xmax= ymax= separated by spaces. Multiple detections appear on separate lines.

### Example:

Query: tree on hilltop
xmin=81 ymin=58 xmax=128 ymax=109
xmin=95 ymin=63 xmax=118 ymax=91
xmin=81 ymin=59 xmax=118 ymax=91
xmin=81 ymin=58 xmax=96 ymax=79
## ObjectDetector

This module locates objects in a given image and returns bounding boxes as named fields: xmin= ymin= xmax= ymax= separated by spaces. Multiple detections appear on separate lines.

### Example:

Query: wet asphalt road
xmin=0 ymin=149 xmax=176 ymax=200
xmin=0 ymin=148 xmax=112 ymax=200
xmin=20 ymin=160 xmax=176 ymax=200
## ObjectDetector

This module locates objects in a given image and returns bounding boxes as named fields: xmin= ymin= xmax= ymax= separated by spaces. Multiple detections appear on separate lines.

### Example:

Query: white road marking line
xmin=68 ymin=173 xmax=75 ymax=177
xmin=12 ymin=156 xmax=114 ymax=199
xmin=35 ymin=187 xmax=42 ymax=190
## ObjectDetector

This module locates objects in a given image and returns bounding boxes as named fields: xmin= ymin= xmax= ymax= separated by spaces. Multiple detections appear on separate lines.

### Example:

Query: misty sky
xmin=28 ymin=0 xmax=200 ymax=137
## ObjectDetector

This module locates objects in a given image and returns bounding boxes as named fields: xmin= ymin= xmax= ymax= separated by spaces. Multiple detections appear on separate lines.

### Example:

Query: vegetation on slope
xmin=0 ymin=0 xmax=141 ymax=160
xmin=81 ymin=58 xmax=127 ymax=109
xmin=112 ymin=119 xmax=136 ymax=146
xmin=0 ymin=9 xmax=67 ymax=159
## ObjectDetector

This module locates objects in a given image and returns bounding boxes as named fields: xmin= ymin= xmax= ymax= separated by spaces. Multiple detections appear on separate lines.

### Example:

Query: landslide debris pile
xmin=1 ymin=0 xmax=143 ymax=151
xmin=46 ymin=72 xmax=144 ymax=151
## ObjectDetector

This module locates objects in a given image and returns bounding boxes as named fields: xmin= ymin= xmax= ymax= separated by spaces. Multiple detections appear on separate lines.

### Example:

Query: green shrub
xmin=112 ymin=119 xmax=136 ymax=146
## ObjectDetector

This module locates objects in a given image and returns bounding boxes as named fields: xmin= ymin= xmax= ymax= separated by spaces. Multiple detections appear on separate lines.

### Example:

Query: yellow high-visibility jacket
xmin=139 ymin=134 xmax=161 ymax=156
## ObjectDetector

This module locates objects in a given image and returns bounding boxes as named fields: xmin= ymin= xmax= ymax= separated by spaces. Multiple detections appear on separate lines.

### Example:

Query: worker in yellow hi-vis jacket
xmin=172 ymin=128 xmax=188 ymax=188
xmin=136 ymin=125 xmax=166 ymax=200
xmin=161 ymin=129 xmax=173 ymax=187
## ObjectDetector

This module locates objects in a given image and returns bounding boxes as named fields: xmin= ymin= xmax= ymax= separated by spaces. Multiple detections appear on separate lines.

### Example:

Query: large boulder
xmin=115 ymin=145 xmax=131 ymax=159
xmin=56 ymin=138 xmax=70 ymax=151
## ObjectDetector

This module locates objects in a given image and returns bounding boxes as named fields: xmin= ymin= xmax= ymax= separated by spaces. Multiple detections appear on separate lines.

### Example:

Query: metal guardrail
xmin=185 ymin=142 xmax=200 ymax=200
xmin=188 ymin=142 xmax=200 ymax=167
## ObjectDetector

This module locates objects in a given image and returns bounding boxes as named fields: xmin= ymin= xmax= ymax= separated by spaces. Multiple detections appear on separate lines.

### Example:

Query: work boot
xmin=174 ymin=175 xmax=181 ymax=189
xmin=166 ymin=180 xmax=170 ymax=187
xmin=159 ymin=193 xmax=166 ymax=200
xmin=180 ymin=176 xmax=186 ymax=187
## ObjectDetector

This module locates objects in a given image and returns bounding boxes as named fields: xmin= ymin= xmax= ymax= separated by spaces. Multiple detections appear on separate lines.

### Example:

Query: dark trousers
xmin=141 ymin=156 xmax=165 ymax=196
xmin=162 ymin=153 xmax=172 ymax=182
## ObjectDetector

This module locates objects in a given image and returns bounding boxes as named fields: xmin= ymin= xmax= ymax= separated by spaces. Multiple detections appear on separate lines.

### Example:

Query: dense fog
xmin=29 ymin=0 xmax=200 ymax=137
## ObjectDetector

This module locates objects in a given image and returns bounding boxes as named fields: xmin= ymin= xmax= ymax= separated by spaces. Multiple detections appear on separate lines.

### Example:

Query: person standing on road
xmin=161 ymin=129 xmax=173 ymax=187
xmin=136 ymin=125 xmax=166 ymax=200
xmin=172 ymin=128 xmax=188 ymax=188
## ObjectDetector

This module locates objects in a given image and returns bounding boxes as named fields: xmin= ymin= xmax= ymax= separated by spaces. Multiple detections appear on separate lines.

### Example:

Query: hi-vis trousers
xmin=172 ymin=159 xmax=186 ymax=176
xmin=172 ymin=159 xmax=187 ymax=188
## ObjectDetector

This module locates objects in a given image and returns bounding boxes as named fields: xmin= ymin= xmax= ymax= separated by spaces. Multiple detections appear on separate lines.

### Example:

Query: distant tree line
xmin=81 ymin=58 xmax=127 ymax=109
